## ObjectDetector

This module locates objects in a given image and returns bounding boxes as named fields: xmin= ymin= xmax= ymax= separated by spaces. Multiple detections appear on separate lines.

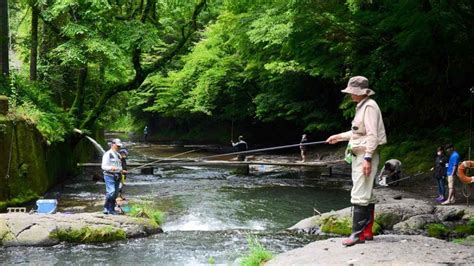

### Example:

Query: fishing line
xmin=376 ymin=172 xmax=424 ymax=188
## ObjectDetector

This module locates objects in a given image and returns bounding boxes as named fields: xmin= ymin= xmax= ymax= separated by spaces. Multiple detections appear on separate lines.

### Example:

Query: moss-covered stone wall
xmin=0 ymin=117 xmax=76 ymax=208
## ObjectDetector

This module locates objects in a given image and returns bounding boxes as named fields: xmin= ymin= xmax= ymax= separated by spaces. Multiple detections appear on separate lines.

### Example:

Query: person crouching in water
xmin=101 ymin=139 xmax=124 ymax=215
xmin=327 ymin=76 xmax=387 ymax=246
xmin=377 ymin=159 xmax=402 ymax=187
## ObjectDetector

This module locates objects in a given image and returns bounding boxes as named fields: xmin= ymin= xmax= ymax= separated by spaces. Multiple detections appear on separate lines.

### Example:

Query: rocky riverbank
xmin=0 ymin=212 xmax=162 ymax=246
xmin=267 ymin=234 xmax=474 ymax=265
xmin=267 ymin=187 xmax=474 ymax=265
xmin=289 ymin=188 xmax=474 ymax=237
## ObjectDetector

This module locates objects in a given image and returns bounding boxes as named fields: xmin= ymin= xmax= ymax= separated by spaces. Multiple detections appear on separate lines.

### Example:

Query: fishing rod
xmin=124 ymin=140 xmax=328 ymax=169
xmin=128 ymin=149 xmax=200 ymax=171
xmin=379 ymin=172 xmax=424 ymax=187
xmin=200 ymin=140 xmax=328 ymax=160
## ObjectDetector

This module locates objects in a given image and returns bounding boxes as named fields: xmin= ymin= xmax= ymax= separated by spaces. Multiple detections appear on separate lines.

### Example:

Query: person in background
xmin=431 ymin=146 xmax=448 ymax=203
xmin=118 ymin=148 xmax=129 ymax=199
xmin=377 ymin=159 xmax=402 ymax=187
xmin=326 ymin=76 xmax=387 ymax=246
xmin=231 ymin=135 xmax=248 ymax=161
xmin=143 ymin=126 xmax=148 ymax=142
xmin=300 ymin=134 xmax=308 ymax=162
xmin=442 ymin=143 xmax=460 ymax=205
xmin=101 ymin=139 xmax=124 ymax=215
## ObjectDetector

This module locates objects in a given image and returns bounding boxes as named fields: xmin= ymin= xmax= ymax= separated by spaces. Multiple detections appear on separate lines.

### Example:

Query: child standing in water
xmin=432 ymin=146 xmax=448 ymax=203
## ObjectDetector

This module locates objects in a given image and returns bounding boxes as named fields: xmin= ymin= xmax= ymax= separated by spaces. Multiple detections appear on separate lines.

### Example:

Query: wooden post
xmin=234 ymin=165 xmax=250 ymax=175
xmin=141 ymin=167 xmax=154 ymax=175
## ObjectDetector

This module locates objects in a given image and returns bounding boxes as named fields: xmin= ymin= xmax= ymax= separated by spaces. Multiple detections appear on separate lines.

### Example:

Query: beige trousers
xmin=447 ymin=175 xmax=454 ymax=189
xmin=351 ymin=152 xmax=380 ymax=205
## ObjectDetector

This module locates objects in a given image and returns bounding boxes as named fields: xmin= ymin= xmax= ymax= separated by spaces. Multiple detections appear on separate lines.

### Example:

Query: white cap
xmin=111 ymin=138 xmax=123 ymax=147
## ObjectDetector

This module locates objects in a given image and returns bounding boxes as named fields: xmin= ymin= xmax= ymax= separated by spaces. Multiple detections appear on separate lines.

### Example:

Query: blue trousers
xmin=104 ymin=174 xmax=120 ymax=212
xmin=436 ymin=176 xmax=446 ymax=197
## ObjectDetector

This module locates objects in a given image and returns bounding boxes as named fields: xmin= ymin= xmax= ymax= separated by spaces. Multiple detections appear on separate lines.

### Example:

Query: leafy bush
xmin=6 ymin=75 xmax=73 ymax=143
xmin=240 ymin=236 xmax=273 ymax=266
xmin=128 ymin=203 xmax=166 ymax=226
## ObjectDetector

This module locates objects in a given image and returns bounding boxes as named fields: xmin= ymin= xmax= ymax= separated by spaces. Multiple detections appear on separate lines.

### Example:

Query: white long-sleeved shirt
xmin=337 ymin=98 xmax=387 ymax=157
xmin=101 ymin=149 xmax=123 ymax=174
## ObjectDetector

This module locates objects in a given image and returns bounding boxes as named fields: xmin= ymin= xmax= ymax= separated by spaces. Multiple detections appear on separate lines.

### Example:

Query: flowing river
xmin=0 ymin=141 xmax=350 ymax=265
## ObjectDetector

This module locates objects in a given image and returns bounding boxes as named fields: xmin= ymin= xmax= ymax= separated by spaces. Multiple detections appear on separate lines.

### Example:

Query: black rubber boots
xmin=342 ymin=205 xmax=370 ymax=246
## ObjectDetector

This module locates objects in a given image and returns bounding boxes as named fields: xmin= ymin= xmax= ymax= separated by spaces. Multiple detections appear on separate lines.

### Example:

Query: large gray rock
xmin=435 ymin=206 xmax=466 ymax=221
xmin=288 ymin=196 xmax=435 ymax=233
xmin=266 ymin=235 xmax=474 ymax=265
xmin=288 ymin=188 xmax=474 ymax=235
xmin=393 ymin=214 xmax=438 ymax=234
xmin=289 ymin=208 xmax=351 ymax=231
xmin=0 ymin=212 xmax=162 ymax=247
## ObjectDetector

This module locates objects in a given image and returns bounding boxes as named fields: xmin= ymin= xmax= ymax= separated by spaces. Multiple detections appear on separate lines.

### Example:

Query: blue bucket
xmin=36 ymin=199 xmax=58 ymax=214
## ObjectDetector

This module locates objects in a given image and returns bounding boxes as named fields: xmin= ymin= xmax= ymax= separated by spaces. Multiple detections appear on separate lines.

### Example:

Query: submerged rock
xmin=0 ymin=212 xmax=162 ymax=247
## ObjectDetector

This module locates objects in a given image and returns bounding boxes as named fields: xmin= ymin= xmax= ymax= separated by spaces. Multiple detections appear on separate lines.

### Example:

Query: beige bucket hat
xmin=341 ymin=76 xmax=375 ymax=96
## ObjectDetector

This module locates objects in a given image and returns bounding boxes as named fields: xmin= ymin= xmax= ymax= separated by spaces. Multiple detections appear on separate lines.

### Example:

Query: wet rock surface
xmin=289 ymin=189 xmax=473 ymax=235
xmin=278 ymin=187 xmax=474 ymax=265
xmin=266 ymin=235 xmax=474 ymax=265
xmin=0 ymin=212 xmax=162 ymax=246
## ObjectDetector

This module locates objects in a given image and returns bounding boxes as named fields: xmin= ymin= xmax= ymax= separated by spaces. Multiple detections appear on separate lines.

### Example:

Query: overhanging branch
xmin=79 ymin=0 xmax=207 ymax=130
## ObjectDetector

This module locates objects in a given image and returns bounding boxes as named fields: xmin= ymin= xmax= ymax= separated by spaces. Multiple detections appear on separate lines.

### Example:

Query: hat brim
xmin=341 ymin=87 xmax=375 ymax=96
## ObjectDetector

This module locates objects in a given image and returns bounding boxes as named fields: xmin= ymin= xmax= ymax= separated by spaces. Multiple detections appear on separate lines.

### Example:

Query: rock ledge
xmin=266 ymin=235 xmax=474 ymax=265
xmin=0 ymin=212 xmax=162 ymax=246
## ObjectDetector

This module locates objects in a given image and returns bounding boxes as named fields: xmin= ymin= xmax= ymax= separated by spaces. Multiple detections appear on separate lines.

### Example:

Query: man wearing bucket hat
xmin=101 ymin=138 xmax=124 ymax=214
xmin=326 ymin=76 xmax=387 ymax=246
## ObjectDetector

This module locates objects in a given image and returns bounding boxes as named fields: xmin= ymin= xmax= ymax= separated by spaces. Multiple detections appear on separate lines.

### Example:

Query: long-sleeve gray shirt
xmin=101 ymin=149 xmax=122 ymax=174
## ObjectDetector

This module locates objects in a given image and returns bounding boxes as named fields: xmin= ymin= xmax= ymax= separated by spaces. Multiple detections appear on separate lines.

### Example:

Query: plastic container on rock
xmin=36 ymin=199 xmax=58 ymax=214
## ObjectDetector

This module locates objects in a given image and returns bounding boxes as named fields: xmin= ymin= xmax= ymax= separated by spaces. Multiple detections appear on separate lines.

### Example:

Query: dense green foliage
xmin=5 ymin=0 xmax=211 ymax=141
xmin=141 ymin=0 xmax=474 ymax=139
xmin=3 ymin=0 xmax=474 ymax=148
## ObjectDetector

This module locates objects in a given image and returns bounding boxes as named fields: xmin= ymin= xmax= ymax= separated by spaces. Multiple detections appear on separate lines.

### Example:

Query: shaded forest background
xmin=0 ymin=0 xmax=473 ymax=170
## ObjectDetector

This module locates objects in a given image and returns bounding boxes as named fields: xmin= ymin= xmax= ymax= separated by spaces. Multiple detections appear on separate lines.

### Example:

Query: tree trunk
xmin=69 ymin=65 xmax=88 ymax=120
xmin=30 ymin=5 xmax=38 ymax=81
xmin=0 ymin=0 xmax=9 ymax=77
